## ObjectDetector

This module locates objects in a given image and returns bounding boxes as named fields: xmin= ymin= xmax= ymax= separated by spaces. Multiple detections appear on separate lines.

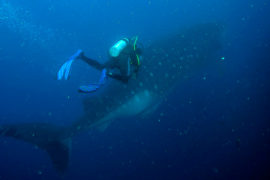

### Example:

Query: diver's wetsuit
xmin=79 ymin=38 xmax=139 ymax=83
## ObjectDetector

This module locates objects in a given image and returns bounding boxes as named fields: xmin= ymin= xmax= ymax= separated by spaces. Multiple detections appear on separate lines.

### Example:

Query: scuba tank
xmin=109 ymin=38 xmax=129 ymax=57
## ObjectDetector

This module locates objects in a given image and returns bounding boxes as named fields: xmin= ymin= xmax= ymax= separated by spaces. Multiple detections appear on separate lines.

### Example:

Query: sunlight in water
xmin=0 ymin=1 xmax=55 ymax=47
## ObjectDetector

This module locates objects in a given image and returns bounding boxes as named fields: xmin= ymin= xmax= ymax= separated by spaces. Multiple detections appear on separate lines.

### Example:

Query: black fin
xmin=45 ymin=140 xmax=69 ymax=172
xmin=0 ymin=123 xmax=69 ymax=172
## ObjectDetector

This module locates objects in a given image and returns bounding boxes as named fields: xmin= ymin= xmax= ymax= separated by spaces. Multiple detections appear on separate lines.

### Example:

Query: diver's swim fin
xmin=99 ymin=68 xmax=107 ymax=85
xmin=79 ymin=84 xmax=99 ymax=93
xmin=57 ymin=49 xmax=83 ymax=80
xmin=78 ymin=69 xmax=107 ymax=93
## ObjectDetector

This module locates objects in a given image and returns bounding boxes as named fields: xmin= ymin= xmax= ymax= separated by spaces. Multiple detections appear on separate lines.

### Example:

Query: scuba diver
xmin=57 ymin=36 xmax=142 ymax=93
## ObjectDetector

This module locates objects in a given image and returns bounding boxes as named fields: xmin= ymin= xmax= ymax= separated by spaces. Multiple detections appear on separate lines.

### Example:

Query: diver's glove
xmin=57 ymin=49 xmax=83 ymax=80
xmin=78 ymin=68 xmax=107 ymax=93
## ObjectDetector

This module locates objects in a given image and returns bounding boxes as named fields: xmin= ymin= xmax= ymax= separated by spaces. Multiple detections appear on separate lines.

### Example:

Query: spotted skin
xmin=0 ymin=23 xmax=224 ymax=172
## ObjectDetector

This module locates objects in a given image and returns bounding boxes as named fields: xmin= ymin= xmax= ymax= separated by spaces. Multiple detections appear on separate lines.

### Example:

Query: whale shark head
xmin=0 ymin=23 xmax=224 ymax=172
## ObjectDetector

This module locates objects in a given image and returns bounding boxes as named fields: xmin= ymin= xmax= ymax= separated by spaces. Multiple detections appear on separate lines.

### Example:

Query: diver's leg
xmin=78 ymin=53 xmax=104 ymax=71
xmin=107 ymin=73 xmax=129 ymax=83
xmin=107 ymin=66 xmax=129 ymax=83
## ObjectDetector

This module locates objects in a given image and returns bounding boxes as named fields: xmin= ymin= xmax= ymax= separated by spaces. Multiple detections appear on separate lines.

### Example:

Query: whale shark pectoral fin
xmin=140 ymin=102 xmax=161 ymax=118
xmin=96 ymin=121 xmax=112 ymax=132
xmin=0 ymin=124 xmax=70 ymax=172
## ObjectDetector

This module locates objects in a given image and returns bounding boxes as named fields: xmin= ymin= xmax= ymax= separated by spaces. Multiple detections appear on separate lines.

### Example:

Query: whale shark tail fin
xmin=44 ymin=139 xmax=70 ymax=172
xmin=0 ymin=123 xmax=70 ymax=172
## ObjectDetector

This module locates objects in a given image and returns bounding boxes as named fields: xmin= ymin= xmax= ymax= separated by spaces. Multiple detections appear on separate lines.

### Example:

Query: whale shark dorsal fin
xmin=0 ymin=123 xmax=70 ymax=172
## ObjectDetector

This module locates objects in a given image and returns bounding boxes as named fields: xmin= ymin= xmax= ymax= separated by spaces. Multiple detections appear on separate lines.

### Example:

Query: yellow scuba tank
xmin=109 ymin=38 xmax=129 ymax=57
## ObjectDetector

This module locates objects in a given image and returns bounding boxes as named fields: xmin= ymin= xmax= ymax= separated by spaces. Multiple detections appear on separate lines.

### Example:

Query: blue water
xmin=0 ymin=0 xmax=269 ymax=179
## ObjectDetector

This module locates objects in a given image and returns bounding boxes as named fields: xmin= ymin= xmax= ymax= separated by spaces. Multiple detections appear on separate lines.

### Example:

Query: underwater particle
xmin=139 ymin=82 xmax=143 ymax=87
xmin=184 ymin=129 xmax=189 ymax=135
xmin=188 ymin=100 xmax=192 ymax=104
xmin=48 ymin=112 xmax=52 ymax=116
xmin=165 ymin=73 xmax=169 ymax=78
xmin=32 ymin=133 xmax=35 ymax=137
xmin=202 ymin=76 xmax=207 ymax=80
xmin=20 ymin=42 xmax=25 ymax=47
xmin=37 ymin=170 xmax=42 ymax=175
xmin=212 ymin=167 xmax=219 ymax=174
xmin=76 ymin=126 xmax=81 ymax=130
xmin=144 ymin=90 xmax=150 ymax=97
xmin=236 ymin=138 xmax=241 ymax=149
xmin=135 ymin=95 xmax=140 ymax=102
xmin=158 ymin=119 xmax=161 ymax=122
xmin=231 ymin=129 xmax=235 ymax=132
xmin=67 ymin=96 xmax=70 ymax=100
xmin=160 ymin=112 xmax=164 ymax=117
xmin=105 ymin=106 xmax=110 ymax=112
xmin=179 ymin=65 xmax=183 ymax=70
xmin=179 ymin=131 xmax=183 ymax=136
xmin=250 ymin=4 xmax=254 ymax=8
xmin=158 ymin=61 xmax=162 ymax=66
xmin=164 ymin=149 xmax=168 ymax=153
xmin=246 ymin=97 xmax=251 ymax=101
xmin=48 ymin=6 xmax=54 ymax=11
xmin=149 ymin=72 xmax=154 ymax=77
xmin=220 ymin=56 xmax=225 ymax=61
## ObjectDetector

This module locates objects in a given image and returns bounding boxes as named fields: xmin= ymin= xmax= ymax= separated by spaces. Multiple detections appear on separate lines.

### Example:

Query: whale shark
xmin=0 ymin=23 xmax=224 ymax=172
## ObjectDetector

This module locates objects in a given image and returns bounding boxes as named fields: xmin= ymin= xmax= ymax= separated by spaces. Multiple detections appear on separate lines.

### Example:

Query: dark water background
xmin=0 ymin=0 xmax=269 ymax=179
